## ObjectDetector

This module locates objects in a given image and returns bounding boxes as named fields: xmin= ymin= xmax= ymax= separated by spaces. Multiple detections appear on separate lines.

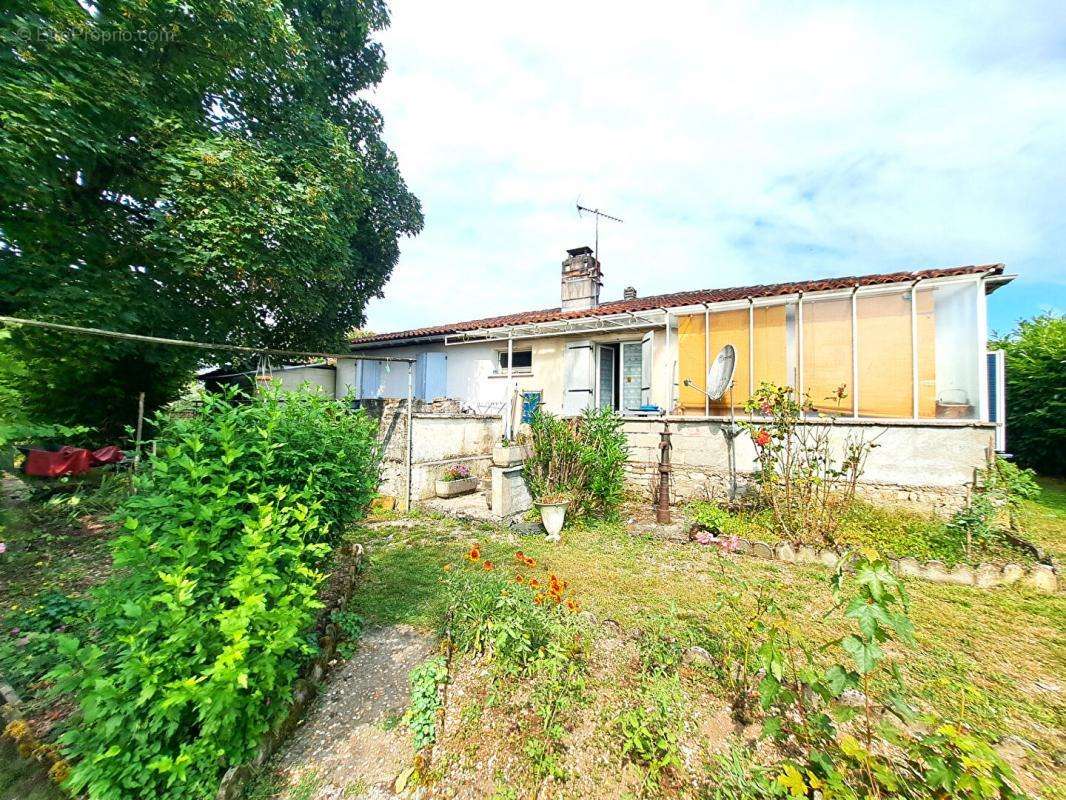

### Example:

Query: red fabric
xmin=90 ymin=446 xmax=124 ymax=466
xmin=23 ymin=445 xmax=124 ymax=477
xmin=24 ymin=447 xmax=93 ymax=477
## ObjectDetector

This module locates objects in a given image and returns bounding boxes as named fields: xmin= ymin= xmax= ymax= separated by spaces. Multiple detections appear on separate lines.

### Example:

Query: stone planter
xmin=535 ymin=500 xmax=569 ymax=542
xmin=492 ymin=443 xmax=531 ymax=466
xmin=435 ymin=476 xmax=478 ymax=498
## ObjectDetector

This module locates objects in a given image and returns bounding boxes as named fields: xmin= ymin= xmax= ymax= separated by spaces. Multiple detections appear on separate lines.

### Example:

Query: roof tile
xmin=351 ymin=263 xmax=1003 ymax=346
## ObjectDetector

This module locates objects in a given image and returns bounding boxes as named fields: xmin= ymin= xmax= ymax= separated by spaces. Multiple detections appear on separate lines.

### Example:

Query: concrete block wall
xmin=621 ymin=417 xmax=997 ymax=513
xmin=365 ymin=399 xmax=502 ymax=506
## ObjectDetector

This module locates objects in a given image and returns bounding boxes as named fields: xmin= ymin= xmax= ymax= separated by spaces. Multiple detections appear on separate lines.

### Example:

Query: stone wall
xmin=622 ymin=416 xmax=997 ymax=514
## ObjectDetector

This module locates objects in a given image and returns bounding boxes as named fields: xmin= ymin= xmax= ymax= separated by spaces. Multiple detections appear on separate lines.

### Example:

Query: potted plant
xmin=534 ymin=492 xmax=571 ymax=542
xmin=435 ymin=464 xmax=477 ymax=498
xmin=492 ymin=433 xmax=531 ymax=467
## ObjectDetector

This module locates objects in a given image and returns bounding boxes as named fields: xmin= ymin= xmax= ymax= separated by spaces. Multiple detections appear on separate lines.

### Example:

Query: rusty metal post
xmin=656 ymin=420 xmax=672 ymax=524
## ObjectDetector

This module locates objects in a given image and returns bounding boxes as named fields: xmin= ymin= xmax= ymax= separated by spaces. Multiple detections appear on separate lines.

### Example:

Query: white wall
xmin=348 ymin=328 xmax=671 ymax=416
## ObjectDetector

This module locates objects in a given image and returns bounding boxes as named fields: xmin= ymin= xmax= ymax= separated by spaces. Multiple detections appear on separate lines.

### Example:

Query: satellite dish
xmin=706 ymin=345 xmax=736 ymax=401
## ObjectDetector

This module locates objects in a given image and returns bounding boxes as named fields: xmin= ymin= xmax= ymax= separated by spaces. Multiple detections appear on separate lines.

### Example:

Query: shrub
xmin=742 ymin=383 xmax=876 ymax=546
xmin=726 ymin=552 xmax=1026 ymax=799
xmin=51 ymin=388 xmax=379 ymax=800
xmin=990 ymin=314 xmax=1065 ymax=476
xmin=524 ymin=407 xmax=628 ymax=521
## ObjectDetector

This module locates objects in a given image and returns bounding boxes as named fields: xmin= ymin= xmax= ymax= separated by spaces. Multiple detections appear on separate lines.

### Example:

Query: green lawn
xmin=347 ymin=487 xmax=1066 ymax=798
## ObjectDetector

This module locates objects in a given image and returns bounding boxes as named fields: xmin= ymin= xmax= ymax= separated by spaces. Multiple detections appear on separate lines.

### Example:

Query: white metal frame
xmin=665 ymin=273 xmax=995 ymax=423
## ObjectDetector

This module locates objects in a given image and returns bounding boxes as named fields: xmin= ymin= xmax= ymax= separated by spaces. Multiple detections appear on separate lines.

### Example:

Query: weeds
xmin=405 ymin=655 xmax=449 ymax=752
xmin=616 ymin=675 xmax=683 ymax=791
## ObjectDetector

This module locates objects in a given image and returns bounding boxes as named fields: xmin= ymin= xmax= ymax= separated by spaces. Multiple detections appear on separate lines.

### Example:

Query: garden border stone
xmin=694 ymin=536 xmax=1059 ymax=594
xmin=215 ymin=541 xmax=365 ymax=800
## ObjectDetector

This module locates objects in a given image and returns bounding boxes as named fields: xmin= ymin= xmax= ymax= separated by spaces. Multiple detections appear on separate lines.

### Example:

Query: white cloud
xmin=364 ymin=0 xmax=1066 ymax=332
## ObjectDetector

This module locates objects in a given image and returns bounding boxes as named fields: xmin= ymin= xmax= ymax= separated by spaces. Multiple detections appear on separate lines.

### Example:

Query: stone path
xmin=269 ymin=625 xmax=437 ymax=799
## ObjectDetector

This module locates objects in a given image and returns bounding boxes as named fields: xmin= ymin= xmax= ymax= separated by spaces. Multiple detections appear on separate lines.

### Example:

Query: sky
xmin=364 ymin=1 xmax=1066 ymax=337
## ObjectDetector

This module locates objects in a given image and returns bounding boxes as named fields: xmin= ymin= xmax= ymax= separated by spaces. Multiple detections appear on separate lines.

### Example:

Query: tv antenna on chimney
xmin=576 ymin=201 xmax=623 ymax=265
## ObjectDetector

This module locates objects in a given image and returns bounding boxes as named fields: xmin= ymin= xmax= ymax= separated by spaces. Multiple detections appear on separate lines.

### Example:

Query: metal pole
xmin=506 ymin=332 xmax=514 ymax=438
xmin=656 ymin=420 xmax=672 ymax=524
xmin=133 ymin=392 xmax=145 ymax=473
xmin=406 ymin=363 xmax=414 ymax=512
xmin=910 ymin=279 xmax=921 ymax=419
xmin=851 ymin=285 xmax=859 ymax=418
xmin=703 ymin=304 xmax=710 ymax=416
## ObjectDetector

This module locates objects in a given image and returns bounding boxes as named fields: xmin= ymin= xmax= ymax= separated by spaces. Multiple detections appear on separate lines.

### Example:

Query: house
xmin=214 ymin=248 xmax=1011 ymax=512
xmin=346 ymin=247 xmax=1011 ymax=436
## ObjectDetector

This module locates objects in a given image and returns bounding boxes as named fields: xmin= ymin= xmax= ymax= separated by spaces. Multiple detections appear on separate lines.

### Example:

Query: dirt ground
xmin=258 ymin=625 xmax=436 ymax=800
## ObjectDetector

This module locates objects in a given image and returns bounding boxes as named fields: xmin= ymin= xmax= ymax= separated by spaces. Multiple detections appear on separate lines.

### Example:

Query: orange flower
xmin=524 ymin=556 xmax=537 ymax=567
xmin=566 ymin=599 xmax=580 ymax=612
xmin=529 ymin=578 xmax=540 ymax=589
xmin=533 ymin=593 xmax=545 ymax=605
xmin=515 ymin=551 xmax=525 ymax=561
xmin=483 ymin=561 xmax=495 ymax=571
xmin=467 ymin=545 xmax=481 ymax=561
xmin=515 ymin=574 xmax=525 ymax=584
xmin=442 ymin=563 xmax=453 ymax=572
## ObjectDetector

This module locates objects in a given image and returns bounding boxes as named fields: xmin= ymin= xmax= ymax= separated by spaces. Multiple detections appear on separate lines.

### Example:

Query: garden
xmin=1 ymin=387 xmax=1063 ymax=800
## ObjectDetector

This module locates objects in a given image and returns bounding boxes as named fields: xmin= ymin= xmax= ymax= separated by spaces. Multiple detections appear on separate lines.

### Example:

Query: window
xmin=802 ymin=298 xmax=852 ymax=415
xmin=855 ymin=291 xmax=913 ymax=417
xmin=496 ymin=349 xmax=532 ymax=373
xmin=923 ymin=282 xmax=979 ymax=419
xmin=708 ymin=309 xmax=750 ymax=414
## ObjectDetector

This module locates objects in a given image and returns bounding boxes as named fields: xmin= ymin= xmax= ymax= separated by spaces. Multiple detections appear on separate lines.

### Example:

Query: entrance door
xmin=620 ymin=341 xmax=644 ymax=412
xmin=596 ymin=344 xmax=616 ymax=409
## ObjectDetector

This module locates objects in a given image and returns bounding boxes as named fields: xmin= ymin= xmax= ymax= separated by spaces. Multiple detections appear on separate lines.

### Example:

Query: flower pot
xmin=492 ymin=443 xmax=531 ymax=467
xmin=535 ymin=500 xmax=569 ymax=542
xmin=435 ymin=476 xmax=477 ymax=498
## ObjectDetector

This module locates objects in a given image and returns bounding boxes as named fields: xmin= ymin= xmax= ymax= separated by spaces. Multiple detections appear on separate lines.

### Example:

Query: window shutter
xmin=564 ymin=340 xmax=595 ymax=415
xmin=987 ymin=350 xmax=1006 ymax=451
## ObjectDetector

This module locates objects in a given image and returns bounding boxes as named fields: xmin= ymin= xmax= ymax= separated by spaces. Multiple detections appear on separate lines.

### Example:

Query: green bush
xmin=524 ymin=407 xmax=628 ymax=521
xmin=51 ymin=388 xmax=379 ymax=800
xmin=991 ymin=314 xmax=1065 ymax=476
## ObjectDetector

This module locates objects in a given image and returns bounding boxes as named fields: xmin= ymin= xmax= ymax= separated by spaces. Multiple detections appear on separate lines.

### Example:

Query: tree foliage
xmin=0 ymin=0 xmax=421 ymax=436
xmin=991 ymin=314 xmax=1065 ymax=476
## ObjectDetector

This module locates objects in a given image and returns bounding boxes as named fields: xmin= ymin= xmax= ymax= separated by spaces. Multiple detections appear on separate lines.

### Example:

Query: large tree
xmin=0 ymin=0 xmax=421 ymax=436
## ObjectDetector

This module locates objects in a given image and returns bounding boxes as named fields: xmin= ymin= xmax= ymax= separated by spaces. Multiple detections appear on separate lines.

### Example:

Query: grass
xmin=1020 ymin=477 xmax=1066 ymax=563
xmin=347 ymin=491 xmax=1066 ymax=798
xmin=688 ymin=496 xmax=1045 ymax=566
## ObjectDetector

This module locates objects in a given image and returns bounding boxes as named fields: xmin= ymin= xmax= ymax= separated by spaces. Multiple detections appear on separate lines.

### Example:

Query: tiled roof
xmin=350 ymin=263 xmax=1004 ymax=346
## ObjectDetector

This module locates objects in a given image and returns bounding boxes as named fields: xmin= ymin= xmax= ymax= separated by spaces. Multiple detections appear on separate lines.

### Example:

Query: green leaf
xmin=842 ymin=634 xmax=883 ymax=674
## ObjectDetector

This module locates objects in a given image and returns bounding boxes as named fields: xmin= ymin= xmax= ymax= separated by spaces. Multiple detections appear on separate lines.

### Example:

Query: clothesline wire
xmin=0 ymin=315 xmax=416 ymax=364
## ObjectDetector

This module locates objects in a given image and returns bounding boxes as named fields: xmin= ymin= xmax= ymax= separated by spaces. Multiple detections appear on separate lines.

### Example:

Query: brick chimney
xmin=560 ymin=246 xmax=601 ymax=311
xmin=623 ymin=286 xmax=637 ymax=301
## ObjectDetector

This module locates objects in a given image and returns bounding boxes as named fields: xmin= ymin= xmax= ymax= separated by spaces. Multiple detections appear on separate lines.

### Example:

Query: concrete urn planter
xmin=534 ymin=499 xmax=569 ymax=542
xmin=435 ymin=476 xmax=478 ymax=498
xmin=492 ymin=443 xmax=531 ymax=466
